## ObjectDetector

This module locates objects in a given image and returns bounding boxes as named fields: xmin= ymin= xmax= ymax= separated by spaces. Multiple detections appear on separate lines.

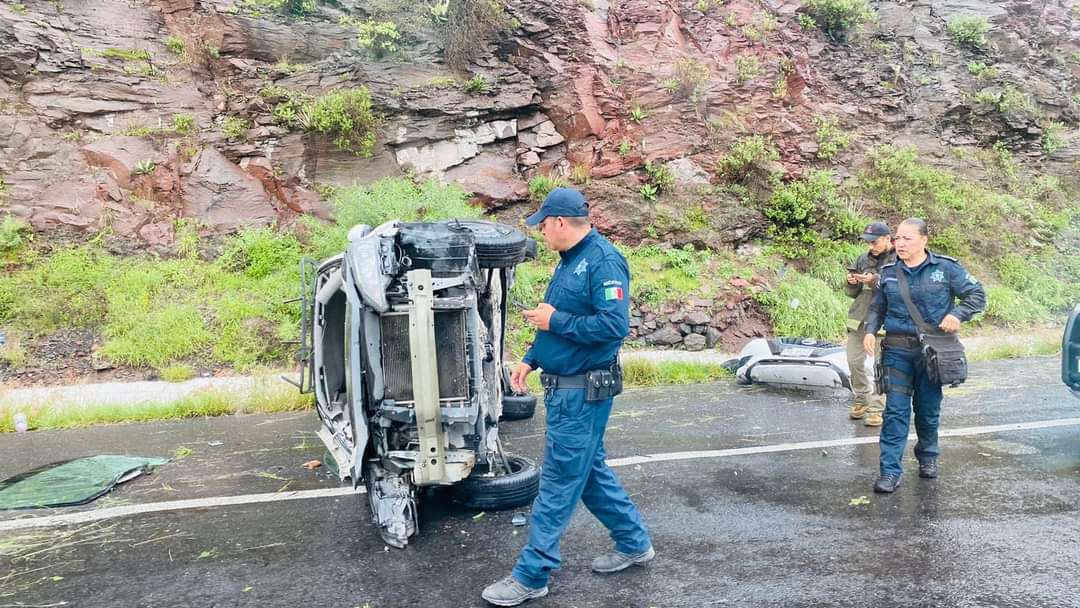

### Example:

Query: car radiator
xmin=380 ymin=310 xmax=470 ymax=403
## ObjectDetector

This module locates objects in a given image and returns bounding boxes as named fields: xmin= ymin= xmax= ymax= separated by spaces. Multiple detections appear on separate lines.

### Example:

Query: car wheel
xmin=451 ymin=456 xmax=540 ymax=510
xmin=500 ymin=393 xmax=536 ymax=421
xmin=447 ymin=220 xmax=529 ymax=268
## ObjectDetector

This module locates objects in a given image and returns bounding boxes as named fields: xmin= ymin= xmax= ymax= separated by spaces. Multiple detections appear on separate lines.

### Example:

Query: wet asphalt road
xmin=1 ymin=356 xmax=1079 ymax=608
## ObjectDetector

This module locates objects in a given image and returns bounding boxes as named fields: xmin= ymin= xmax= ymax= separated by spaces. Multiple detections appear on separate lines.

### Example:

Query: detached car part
xmin=728 ymin=337 xmax=854 ymax=391
xmin=295 ymin=219 xmax=541 ymax=548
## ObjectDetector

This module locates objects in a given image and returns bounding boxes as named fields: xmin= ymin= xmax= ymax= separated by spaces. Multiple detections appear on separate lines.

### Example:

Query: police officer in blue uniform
xmin=863 ymin=218 xmax=986 ymax=493
xmin=482 ymin=188 xmax=653 ymax=606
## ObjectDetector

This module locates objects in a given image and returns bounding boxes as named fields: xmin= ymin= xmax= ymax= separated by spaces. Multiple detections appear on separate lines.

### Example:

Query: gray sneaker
xmin=591 ymin=546 xmax=656 ymax=574
xmin=481 ymin=576 xmax=548 ymax=606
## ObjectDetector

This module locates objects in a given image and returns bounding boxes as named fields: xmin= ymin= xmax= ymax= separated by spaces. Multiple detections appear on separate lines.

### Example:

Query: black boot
xmin=918 ymin=460 xmax=939 ymax=479
xmin=873 ymin=474 xmax=901 ymax=493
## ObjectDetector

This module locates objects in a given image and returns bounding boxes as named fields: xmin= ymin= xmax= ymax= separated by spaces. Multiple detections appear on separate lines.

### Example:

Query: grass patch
xmin=756 ymin=270 xmax=847 ymax=340
xmin=620 ymin=358 xmax=732 ymax=386
xmin=858 ymin=145 xmax=1074 ymax=261
xmin=947 ymin=15 xmax=989 ymax=49
xmin=0 ymin=377 xmax=313 ymax=432
xmin=160 ymin=364 xmax=196 ymax=382
xmin=967 ymin=331 xmax=1062 ymax=362
xmin=621 ymin=245 xmax=712 ymax=308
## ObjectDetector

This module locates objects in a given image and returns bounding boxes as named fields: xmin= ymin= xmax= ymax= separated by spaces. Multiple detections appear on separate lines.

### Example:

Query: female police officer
xmin=863 ymin=218 xmax=986 ymax=493
xmin=482 ymin=188 xmax=652 ymax=606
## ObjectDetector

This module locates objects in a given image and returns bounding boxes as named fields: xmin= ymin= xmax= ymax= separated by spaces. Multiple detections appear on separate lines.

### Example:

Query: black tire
xmin=501 ymin=393 xmax=536 ymax=421
xmin=451 ymin=456 xmax=540 ymax=510
xmin=446 ymin=220 xmax=529 ymax=268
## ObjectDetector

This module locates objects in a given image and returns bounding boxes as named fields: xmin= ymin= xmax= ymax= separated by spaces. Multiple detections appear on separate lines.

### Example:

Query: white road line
xmin=0 ymin=487 xmax=363 ymax=532
xmin=3 ymin=417 xmax=1079 ymax=532
xmin=606 ymin=417 xmax=1080 ymax=468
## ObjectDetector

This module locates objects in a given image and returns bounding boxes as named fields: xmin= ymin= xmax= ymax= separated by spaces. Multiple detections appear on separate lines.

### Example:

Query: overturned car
xmin=295 ymin=219 xmax=541 ymax=547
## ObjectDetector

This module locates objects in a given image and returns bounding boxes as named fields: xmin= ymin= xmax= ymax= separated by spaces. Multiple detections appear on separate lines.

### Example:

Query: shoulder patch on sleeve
xmin=603 ymin=286 xmax=625 ymax=301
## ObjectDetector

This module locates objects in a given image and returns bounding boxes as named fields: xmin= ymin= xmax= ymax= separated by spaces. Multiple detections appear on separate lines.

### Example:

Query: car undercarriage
xmin=296 ymin=219 xmax=540 ymax=547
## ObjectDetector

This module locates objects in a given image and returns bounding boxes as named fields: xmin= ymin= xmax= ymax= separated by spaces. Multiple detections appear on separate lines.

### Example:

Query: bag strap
xmin=895 ymin=267 xmax=937 ymax=337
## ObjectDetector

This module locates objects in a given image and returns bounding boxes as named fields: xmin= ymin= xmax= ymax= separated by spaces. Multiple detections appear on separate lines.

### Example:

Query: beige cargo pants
xmin=845 ymin=330 xmax=884 ymax=414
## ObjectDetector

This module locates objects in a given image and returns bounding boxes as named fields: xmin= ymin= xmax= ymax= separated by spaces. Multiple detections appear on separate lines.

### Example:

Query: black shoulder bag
xmin=895 ymin=269 xmax=968 ymax=387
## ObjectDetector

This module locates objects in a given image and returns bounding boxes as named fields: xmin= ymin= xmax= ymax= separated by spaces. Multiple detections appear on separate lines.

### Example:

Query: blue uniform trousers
xmin=511 ymin=387 xmax=651 ymax=589
xmin=879 ymin=345 xmax=943 ymax=477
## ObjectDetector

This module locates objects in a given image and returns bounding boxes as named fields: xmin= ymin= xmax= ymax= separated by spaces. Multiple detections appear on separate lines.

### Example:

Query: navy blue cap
xmin=860 ymin=221 xmax=891 ymax=241
xmin=525 ymin=187 xmax=589 ymax=226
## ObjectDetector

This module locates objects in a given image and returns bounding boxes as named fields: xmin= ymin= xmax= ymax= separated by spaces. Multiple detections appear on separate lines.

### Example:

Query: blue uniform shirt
xmin=522 ymin=228 xmax=630 ymax=376
xmin=865 ymin=251 xmax=987 ymax=336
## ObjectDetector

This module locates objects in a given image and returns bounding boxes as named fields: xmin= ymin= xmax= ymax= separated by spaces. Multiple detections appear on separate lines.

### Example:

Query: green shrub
xmin=966 ymin=61 xmax=998 ymax=79
xmin=812 ymin=115 xmax=852 ymax=160
xmin=757 ymin=270 xmax=847 ymax=339
xmin=1041 ymin=119 xmax=1066 ymax=155
xmin=463 ymin=74 xmax=490 ymax=94
xmin=569 ymin=164 xmax=591 ymax=186
xmin=860 ymin=145 xmax=964 ymax=217
xmin=673 ymin=58 xmax=709 ymax=99
xmin=305 ymin=87 xmax=381 ymax=157
xmin=644 ymin=162 xmax=675 ymax=193
xmin=220 ymin=116 xmax=247 ymax=140
xmin=429 ymin=0 xmax=450 ymax=23
xmin=983 ymin=285 xmax=1047 ymax=327
xmin=734 ymin=55 xmax=762 ymax=84
xmin=766 ymin=170 xmax=841 ymax=245
xmin=947 ymin=15 xmax=989 ymax=48
xmin=629 ymin=104 xmax=647 ymax=123
xmin=802 ymin=0 xmax=873 ymax=41
xmin=716 ymin=135 xmax=780 ymax=181
xmin=976 ymin=86 xmax=1034 ymax=115
xmin=340 ymin=17 xmax=401 ymax=57
xmin=134 ymin=159 xmax=155 ymax=175
xmin=805 ymin=239 xmax=865 ymax=289
xmin=640 ymin=183 xmax=658 ymax=202
xmin=0 ymin=216 xmax=29 ymax=253
xmin=172 ymin=113 xmax=195 ymax=135
xmin=216 ymin=227 xmax=302 ymax=279
xmin=527 ymin=174 xmax=564 ymax=202
xmin=996 ymin=253 xmax=1073 ymax=313
xmin=165 ymin=36 xmax=186 ymax=56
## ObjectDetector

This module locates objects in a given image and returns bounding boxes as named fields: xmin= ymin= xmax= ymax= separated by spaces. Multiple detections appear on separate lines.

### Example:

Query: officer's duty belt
xmin=882 ymin=334 xmax=920 ymax=349
xmin=539 ymin=373 xmax=588 ymax=389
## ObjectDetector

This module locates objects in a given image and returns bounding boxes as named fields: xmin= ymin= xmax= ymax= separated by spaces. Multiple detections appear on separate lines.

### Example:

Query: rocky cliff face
xmin=1 ymin=0 xmax=1076 ymax=249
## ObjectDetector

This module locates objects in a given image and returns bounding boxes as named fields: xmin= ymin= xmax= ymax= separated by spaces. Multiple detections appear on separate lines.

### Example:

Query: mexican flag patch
xmin=604 ymin=286 xmax=624 ymax=301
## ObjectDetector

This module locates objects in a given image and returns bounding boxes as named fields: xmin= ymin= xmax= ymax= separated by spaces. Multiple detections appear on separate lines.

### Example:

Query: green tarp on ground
xmin=0 ymin=455 xmax=168 ymax=510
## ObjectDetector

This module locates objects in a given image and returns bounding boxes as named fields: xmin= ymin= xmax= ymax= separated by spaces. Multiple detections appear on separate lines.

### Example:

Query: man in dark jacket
xmin=863 ymin=218 xmax=986 ymax=493
xmin=844 ymin=222 xmax=895 ymax=426
xmin=482 ymin=188 xmax=652 ymax=607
